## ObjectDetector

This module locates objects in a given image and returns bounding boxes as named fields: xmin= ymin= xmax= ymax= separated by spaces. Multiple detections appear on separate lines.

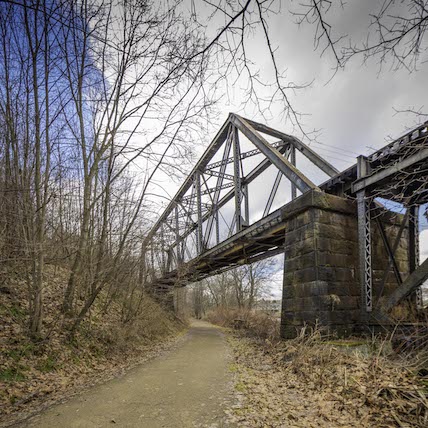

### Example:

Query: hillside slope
xmin=0 ymin=265 xmax=185 ymax=427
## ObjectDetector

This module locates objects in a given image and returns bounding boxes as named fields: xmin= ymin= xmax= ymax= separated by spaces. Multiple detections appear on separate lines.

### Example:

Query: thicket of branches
xmin=1 ymin=0 xmax=426 ymax=342
xmin=0 ymin=0 xmax=303 ymax=341
xmin=189 ymin=259 xmax=276 ymax=319
xmin=0 ymin=0 xmax=218 ymax=339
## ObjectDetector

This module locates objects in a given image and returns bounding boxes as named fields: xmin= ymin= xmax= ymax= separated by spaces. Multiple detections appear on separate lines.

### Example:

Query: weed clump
xmin=206 ymin=307 xmax=280 ymax=341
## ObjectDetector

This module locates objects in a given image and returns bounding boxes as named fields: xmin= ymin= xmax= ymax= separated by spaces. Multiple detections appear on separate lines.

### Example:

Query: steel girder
xmin=353 ymin=122 xmax=428 ymax=315
xmin=143 ymin=113 xmax=337 ymax=286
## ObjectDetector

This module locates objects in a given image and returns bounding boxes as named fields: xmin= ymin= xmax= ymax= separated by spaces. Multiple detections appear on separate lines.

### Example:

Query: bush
xmin=206 ymin=307 xmax=280 ymax=341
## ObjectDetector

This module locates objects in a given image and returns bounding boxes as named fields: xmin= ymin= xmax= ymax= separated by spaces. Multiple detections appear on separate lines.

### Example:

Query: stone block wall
xmin=280 ymin=191 xmax=410 ymax=338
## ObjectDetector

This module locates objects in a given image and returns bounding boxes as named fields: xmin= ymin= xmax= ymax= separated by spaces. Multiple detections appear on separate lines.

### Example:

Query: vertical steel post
xmin=215 ymin=208 xmax=220 ymax=245
xmin=263 ymin=170 xmax=282 ymax=217
xmin=409 ymin=205 xmax=423 ymax=308
xmin=233 ymin=126 xmax=242 ymax=232
xmin=195 ymin=171 xmax=203 ymax=254
xmin=175 ymin=205 xmax=181 ymax=265
xmin=290 ymin=145 xmax=297 ymax=200
xmin=243 ymin=184 xmax=249 ymax=227
xmin=357 ymin=156 xmax=372 ymax=314
xmin=357 ymin=191 xmax=373 ymax=313
xmin=204 ymin=132 xmax=233 ymax=247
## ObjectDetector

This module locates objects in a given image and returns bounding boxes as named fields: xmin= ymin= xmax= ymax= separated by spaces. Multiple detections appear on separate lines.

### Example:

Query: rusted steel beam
xmin=144 ymin=120 xmax=231 ymax=244
xmin=243 ymin=117 xmax=339 ymax=178
xmin=382 ymin=257 xmax=428 ymax=312
xmin=352 ymin=149 xmax=428 ymax=193
xmin=230 ymin=114 xmax=319 ymax=193
xmin=205 ymin=139 xmax=288 ymax=170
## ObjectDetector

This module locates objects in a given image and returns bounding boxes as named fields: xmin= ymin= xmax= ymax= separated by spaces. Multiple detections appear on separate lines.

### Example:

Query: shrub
xmin=206 ymin=307 xmax=280 ymax=341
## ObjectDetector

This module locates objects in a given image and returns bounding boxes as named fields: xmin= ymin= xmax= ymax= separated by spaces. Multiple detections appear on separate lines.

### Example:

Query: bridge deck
xmin=153 ymin=190 xmax=350 ymax=290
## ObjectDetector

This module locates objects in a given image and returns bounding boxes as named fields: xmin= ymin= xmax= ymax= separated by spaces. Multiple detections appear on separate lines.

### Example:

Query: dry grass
xmin=225 ymin=325 xmax=428 ymax=427
xmin=206 ymin=307 xmax=280 ymax=341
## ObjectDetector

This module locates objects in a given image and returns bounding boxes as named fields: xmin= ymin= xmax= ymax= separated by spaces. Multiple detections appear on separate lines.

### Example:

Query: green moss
xmin=0 ymin=367 xmax=27 ymax=382
xmin=37 ymin=355 xmax=61 ymax=373
xmin=236 ymin=381 xmax=246 ymax=392
xmin=229 ymin=363 xmax=239 ymax=373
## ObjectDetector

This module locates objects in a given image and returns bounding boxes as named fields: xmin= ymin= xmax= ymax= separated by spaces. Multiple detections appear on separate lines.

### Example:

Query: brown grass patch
xmin=206 ymin=307 xmax=280 ymax=341
xmin=225 ymin=326 xmax=428 ymax=427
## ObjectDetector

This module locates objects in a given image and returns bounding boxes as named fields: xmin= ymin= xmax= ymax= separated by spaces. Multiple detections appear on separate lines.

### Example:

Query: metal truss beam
xmin=230 ymin=115 xmax=319 ymax=193
xmin=263 ymin=171 xmax=282 ymax=217
xmin=204 ymin=169 xmax=234 ymax=180
xmin=233 ymin=126 xmax=243 ymax=232
xmin=375 ymin=209 xmax=408 ymax=306
xmin=357 ymin=156 xmax=372 ymax=314
xmin=205 ymin=140 xmax=288 ymax=170
xmin=290 ymin=145 xmax=297 ymax=199
xmin=368 ymin=121 xmax=427 ymax=163
xmin=168 ymin=141 xmax=291 ymax=251
xmin=195 ymin=172 xmax=203 ymax=253
xmin=409 ymin=205 xmax=423 ymax=308
xmin=409 ymin=206 xmax=420 ymax=272
xmin=352 ymin=148 xmax=428 ymax=193
xmin=145 ymin=119 xmax=231 ymax=244
xmin=375 ymin=217 xmax=403 ymax=286
xmin=382 ymin=257 xmax=428 ymax=312
xmin=203 ymin=133 xmax=233 ymax=247
xmin=243 ymin=117 xmax=339 ymax=178
xmin=263 ymin=145 xmax=293 ymax=217
xmin=357 ymin=191 xmax=372 ymax=313
xmin=181 ymin=182 xmax=235 ymax=200
xmin=145 ymin=114 xmax=323 ymax=248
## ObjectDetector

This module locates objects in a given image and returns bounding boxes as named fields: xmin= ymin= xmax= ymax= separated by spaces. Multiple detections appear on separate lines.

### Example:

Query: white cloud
xmin=268 ymin=269 xmax=283 ymax=300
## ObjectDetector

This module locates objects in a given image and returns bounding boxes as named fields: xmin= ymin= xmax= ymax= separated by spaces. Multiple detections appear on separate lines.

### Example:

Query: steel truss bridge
xmin=142 ymin=113 xmax=428 ymax=317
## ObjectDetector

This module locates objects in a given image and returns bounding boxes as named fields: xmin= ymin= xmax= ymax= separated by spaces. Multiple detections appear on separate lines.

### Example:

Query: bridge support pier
xmin=280 ymin=191 xmax=411 ymax=339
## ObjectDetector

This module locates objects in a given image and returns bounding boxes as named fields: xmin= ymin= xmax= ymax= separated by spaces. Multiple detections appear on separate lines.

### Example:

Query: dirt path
xmin=15 ymin=321 xmax=232 ymax=428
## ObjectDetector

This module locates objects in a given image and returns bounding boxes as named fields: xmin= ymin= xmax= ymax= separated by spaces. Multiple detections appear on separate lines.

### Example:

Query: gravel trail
xmin=16 ymin=321 xmax=232 ymax=428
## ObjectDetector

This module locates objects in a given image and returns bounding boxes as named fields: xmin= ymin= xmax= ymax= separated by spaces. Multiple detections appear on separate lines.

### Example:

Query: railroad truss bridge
xmin=143 ymin=114 xmax=428 ymax=337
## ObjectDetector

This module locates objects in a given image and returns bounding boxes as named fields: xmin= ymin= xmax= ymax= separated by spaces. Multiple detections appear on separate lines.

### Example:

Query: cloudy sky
xmin=208 ymin=0 xmax=428 ymax=152
xmin=153 ymin=1 xmax=428 ymax=298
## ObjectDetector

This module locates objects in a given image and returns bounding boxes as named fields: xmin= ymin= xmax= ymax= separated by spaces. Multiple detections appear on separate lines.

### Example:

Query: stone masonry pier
xmin=280 ymin=191 xmax=410 ymax=338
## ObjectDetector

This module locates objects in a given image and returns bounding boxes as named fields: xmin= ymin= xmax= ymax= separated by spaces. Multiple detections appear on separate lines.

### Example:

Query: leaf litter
xmin=0 ymin=265 xmax=187 ymax=427
xmin=224 ymin=328 xmax=428 ymax=427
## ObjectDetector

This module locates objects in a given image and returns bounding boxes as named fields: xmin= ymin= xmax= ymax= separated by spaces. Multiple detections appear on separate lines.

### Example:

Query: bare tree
xmin=343 ymin=0 xmax=428 ymax=72
xmin=230 ymin=260 xmax=274 ymax=310
xmin=0 ymin=0 xmax=217 ymax=338
xmin=197 ymin=259 xmax=275 ymax=313
xmin=0 ymin=0 xmax=64 ymax=337
xmin=54 ymin=0 xmax=218 ymax=335
xmin=294 ymin=0 xmax=428 ymax=72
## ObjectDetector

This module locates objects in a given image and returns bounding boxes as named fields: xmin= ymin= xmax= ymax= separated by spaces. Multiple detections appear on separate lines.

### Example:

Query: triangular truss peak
xmin=142 ymin=113 xmax=338 ymax=289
